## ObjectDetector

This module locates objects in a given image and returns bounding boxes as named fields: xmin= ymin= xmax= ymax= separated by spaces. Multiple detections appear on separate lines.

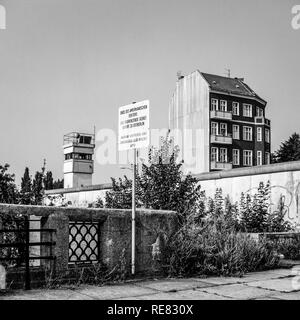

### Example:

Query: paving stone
xmin=1 ymin=289 xmax=92 ymax=300
xmin=198 ymin=283 xmax=273 ymax=300
xmin=134 ymin=279 xmax=213 ymax=292
xmin=194 ymin=271 xmax=283 ymax=286
xmin=269 ymin=291 xmax=300 ymax=300
xmin=252 ymin=296 xmax=282 ymax=300
xmin=193 ymin=277 xmax=245 ymax=286
xmin=267 ymin=268 xmax=296 ymax=277
xmin=240 ymin=270 xmax=287 ymax=282
xmin=246 ymin=277 xmax=300 ymax=293
xmin=76 ymin=284 xmax=157 ymax=300
xmin=118 ymin=289 xmax=232 ymax=300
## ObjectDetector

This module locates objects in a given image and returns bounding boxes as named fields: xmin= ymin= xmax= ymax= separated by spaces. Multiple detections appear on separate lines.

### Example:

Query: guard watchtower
xmin=63 ymin=132 xmax=95 ymax=189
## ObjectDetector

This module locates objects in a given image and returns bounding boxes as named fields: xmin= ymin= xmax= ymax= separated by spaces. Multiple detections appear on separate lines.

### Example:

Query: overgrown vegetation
xmin=0 ymin=210 xmax=26 ymax=267
xmin=275 ymin=238 xmax=300 ymax=260
xmin=165 ymin=215 xmax=279 ymax=277
xmin=162 ymin=185 xmax=285 ymax=277
xmin=45 ymin=248 xmax=128 ymax=288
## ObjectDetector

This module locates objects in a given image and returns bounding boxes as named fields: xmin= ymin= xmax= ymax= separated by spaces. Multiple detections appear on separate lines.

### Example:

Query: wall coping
xmin=44 ymin=183 xmax=112 ymax=195
xmin=0 ymin=203 xmax=177 ymax=218
xmin=193 ymin=160 xmax=300 ymax=182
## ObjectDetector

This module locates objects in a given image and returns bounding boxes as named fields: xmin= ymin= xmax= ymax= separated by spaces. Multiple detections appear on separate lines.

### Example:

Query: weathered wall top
xmin=0 ymin=203 xmax=176 ymax=219
xmin=44 ymin=182 xmax=112 ymax=195
xmin=193 ymin=160 xmax=300 ymax=181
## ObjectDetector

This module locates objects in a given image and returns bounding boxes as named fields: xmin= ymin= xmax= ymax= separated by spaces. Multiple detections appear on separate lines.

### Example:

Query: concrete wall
xmin=44 ymin=160 xmax=300 ymax=228
xmin=194 ymin=161 xmax=300 ymax=228
xmin=44 ymin=183 xmax=112 ymax=207
xmin=0 ymin=204 xmax=178 ymax=277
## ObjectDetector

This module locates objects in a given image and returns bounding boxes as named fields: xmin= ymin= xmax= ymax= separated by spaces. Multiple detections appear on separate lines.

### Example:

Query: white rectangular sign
xmin=118 ymin=100 xmax=149 ymax=151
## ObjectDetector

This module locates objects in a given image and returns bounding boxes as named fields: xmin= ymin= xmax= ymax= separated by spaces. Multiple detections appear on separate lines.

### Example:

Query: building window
xmin=233 ymin=149 xmax=240 ymax=165
xmin=211 ymin=99 xmax=218 ymax=111
xmin=265 ymin=152 xmax=270 ymax=165
xmin=211 ymin=147 xmax=218 ymax=162
xmin=64 ymin=153 xmax=92 ymax=161
xmin=219 ymin=123 xmax=227 ymax=136
xmin=233 ymin=124 xmax=240 ymax=140
xmin=220 ymin=100 xmax=227 ymax=112
xmin=243 ymin=104 xmax=252 ymax=117
xmin=257 ymin=151 xmax=262 ymax=166
xmin=256 ymin=107 xmax=263 ymax=117
xmin=243 ymin=126 xmax=253 ymax=141
xmin=211 ymin=122 xmax=218 ymax=135
xmin=232 ymin=102 xmax=239 ymax=115
xmin=265 ymin=128 xmax=270 ymax=143
xmin=243 ymin=150 xmax=253 ymax=166
xmin=220 ymin=148 xmax=227 ymax=163
xmin=257 ymin=127 xmax=262 ymax=142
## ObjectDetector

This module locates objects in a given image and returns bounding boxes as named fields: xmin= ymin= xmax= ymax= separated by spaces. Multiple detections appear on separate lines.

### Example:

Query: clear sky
xmin=0 ymin=0 xmax=299 ymax=185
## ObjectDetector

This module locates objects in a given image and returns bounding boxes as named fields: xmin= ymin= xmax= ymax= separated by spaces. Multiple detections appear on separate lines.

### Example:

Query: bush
xmin=276 ymin=238 xmax=300 ymax=260
xmin=164 ymin=214 xmax=280 ymax=277
xmin=0 ymin=212 xmax=26 ymax=267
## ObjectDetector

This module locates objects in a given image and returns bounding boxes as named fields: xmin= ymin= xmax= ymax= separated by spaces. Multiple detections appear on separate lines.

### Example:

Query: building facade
xmin=169 ymin=70 xmax=271 ymax=175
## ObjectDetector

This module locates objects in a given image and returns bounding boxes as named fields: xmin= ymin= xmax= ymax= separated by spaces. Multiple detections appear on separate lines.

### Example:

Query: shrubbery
xmin=164 ymin=212 xmax=280 ymax=277
xmin=276 ymin=238 xmax=300 ymax=260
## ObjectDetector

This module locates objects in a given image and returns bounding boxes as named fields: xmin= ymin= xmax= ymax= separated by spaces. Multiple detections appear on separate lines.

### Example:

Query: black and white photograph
xmin=1 ymin=0 xmax=300 ymax=307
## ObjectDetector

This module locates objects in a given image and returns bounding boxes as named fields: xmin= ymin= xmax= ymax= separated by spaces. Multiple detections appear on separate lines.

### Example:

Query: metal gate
xmin=0 ymin=216 xmax=56 ymax=290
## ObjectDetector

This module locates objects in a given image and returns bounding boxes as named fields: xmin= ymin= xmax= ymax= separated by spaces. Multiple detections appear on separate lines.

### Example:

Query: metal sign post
xmin=118 ymin=100 xmax=149 ymax=276
xmin=131 ymin=148 xmax=136 ymax=275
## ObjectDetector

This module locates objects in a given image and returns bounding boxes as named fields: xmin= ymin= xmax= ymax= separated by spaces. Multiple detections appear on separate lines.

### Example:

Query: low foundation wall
xmin=0 ymin=204 xmax=178 ymax=289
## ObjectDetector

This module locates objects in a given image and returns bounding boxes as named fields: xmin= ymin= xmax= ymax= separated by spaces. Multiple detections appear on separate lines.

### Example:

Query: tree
xmin=20 ymin=167 xmax=33 ymax=205
xmin=0 ymin=164 xmax=18 ymax=204
xmin=105 ymin=135 xmax=204 ymax=223
xmin=273 ymin=133 xmax=300 ymax=163
xmin=32 ymin=171 xmax=44 ymax=205
xmin=53 ymin=178 xmax=64 ymax=189
xmin=105 ymin=176 xmax=133 ymax=209
xmin=44 ymin=171 xmax=54 ymax=190
xmin=240 ymin=181 xmax=270 ymax=232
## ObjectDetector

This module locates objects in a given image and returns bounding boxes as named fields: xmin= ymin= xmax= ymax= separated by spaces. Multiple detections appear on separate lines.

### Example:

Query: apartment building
xmin=169 ymin=70 xmax=271 ymax=174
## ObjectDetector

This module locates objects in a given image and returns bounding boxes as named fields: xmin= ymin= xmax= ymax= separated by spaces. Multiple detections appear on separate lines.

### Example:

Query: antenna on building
xmin=224 ymin=68 xmax=231 ymax=78
xmin=42 ymin=158 xmax=46 ymax=175
xmin=177 ymin=71 xmax=184 ymax=80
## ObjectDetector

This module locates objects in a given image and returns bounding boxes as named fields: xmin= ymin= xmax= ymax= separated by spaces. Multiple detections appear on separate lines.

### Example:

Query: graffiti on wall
xmin=245 ymin=182 xmax=300 ymax=225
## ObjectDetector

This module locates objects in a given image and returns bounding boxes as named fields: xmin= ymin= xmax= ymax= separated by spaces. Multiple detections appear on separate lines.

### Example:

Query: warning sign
xmin=118 ymin=100 xmax=149 ymax=151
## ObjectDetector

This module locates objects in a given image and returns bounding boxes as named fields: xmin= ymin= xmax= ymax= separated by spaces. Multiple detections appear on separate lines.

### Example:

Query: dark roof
xmin=200 ymin=72 xmax=266 ymax=104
